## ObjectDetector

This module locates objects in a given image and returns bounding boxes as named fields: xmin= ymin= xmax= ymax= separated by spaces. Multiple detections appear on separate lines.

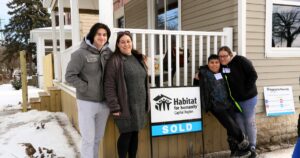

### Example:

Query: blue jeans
xmin=235 ymin=96 xmax=257 ymax=148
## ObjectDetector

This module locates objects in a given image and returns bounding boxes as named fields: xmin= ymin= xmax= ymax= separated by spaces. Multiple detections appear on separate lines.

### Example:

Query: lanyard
xmin=224 ymin=74 xmax=243 ymax=113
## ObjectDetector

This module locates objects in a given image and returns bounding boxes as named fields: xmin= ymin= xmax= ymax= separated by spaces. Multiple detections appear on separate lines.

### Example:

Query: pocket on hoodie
xmin=77 ymin=81 xmax=88 ymax=93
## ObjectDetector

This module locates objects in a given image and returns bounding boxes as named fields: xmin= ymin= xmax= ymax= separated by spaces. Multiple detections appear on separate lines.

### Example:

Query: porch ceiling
xmin=43 ymin=0 xmax=99 ymax=10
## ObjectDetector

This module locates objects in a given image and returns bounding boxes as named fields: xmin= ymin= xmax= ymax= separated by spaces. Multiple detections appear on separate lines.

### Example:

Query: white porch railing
xmin=60 ymin=44 xmax=80 ymax=83
xmin=58 ymin=27 xmax=232 ymax=88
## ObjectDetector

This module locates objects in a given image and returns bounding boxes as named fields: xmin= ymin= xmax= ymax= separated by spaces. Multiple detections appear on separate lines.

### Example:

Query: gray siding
xmin=246 ymin=0 xmax=300 ymax=112
xmin=182 ymin=0 xmax=238 ymax=51
xmin=124 ymin=0 xmax=147 ymax=29
xmin=79 ymin=13 xmax=99 ymax=39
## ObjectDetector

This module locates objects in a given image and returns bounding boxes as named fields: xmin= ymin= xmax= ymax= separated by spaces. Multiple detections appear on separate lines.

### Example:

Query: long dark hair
xmin=115 ymin=31 xmax=144 ymax=61
xmin=86 ymin=23 xmax=111 ymax=44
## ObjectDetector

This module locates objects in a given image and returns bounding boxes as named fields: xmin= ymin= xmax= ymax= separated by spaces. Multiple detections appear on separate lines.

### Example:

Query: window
xmin=266 ymin=0 xmax=300 ymax=57
xmin=155 ymin=0 xmax=179 ymax=30
xmin=154 ymin=0 xmax=179 ymax=54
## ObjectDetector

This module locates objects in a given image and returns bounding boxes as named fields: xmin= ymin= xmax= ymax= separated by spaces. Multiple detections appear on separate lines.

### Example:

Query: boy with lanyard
xmin=194 ymin=54 xmax=251 ymax=158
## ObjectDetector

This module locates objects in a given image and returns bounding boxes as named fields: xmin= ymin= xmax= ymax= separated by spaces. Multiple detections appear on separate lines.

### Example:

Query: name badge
xmin=86 ymin=55 xmax=98 ymax=63
xmin=222 ymin=68 xmax=231 ymax=73
xmin=214 ymin=73 xmax=223 ymax=80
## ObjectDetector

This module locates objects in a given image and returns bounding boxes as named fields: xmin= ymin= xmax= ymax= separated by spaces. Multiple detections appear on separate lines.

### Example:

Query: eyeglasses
xmin=218 ymin=55 xmax=229 ymax=58
xmin=117 ymin=31 xmax=131 ymax=36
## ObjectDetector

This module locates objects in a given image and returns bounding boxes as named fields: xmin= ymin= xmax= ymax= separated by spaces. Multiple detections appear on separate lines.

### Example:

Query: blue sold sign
xmin=151 ymin=121 xmax=202 ymax=136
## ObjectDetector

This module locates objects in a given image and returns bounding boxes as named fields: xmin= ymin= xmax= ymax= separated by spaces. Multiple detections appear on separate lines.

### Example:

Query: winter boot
xmin=237 ymin=134 xmax=249 ymax=150
xmin=249 ymin=146 xmax=257 ymax=158
xmin=228 ymin=136 xmax=238 ymax=157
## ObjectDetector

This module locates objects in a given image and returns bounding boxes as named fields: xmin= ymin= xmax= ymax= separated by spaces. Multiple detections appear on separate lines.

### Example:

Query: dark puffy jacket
xmin=221 ymin=55 xmax=258 ymax=101
xmin=195 ymin=66 xmax=231 ymax=112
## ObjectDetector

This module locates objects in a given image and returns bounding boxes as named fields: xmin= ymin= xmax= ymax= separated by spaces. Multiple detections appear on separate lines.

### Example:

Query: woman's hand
xmin=113 ymin=112 xmax=121 ymax=116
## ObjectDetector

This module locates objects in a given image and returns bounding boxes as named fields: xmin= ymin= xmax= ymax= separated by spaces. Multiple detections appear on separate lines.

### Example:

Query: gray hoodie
xmin=65 ymin=38 xmax=112 ymax=102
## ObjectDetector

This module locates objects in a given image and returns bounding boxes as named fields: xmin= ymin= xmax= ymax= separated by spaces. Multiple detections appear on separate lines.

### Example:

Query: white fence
xmin=58 ymin=27 xmax=233 ymax=87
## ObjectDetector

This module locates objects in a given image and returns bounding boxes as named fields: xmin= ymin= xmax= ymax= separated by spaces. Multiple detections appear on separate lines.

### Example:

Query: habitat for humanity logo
xmin=153 ymin=94 xmax=172 ymax=111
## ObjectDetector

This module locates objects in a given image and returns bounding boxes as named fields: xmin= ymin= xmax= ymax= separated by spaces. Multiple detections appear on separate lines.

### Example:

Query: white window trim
xmin=238 ymin=0 xmax=246 ymax=56
xmin=265 ymin=0 xmax=300 ymax=57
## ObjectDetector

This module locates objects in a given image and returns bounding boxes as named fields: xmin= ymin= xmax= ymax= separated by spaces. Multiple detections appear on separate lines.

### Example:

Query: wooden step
xmin=29 ymin=97 xmax=41 ymax=110
xmin=48 ymin=87 xmax=61 ymax=112
xmin=39 ymin=92 xmax=50 ymax=111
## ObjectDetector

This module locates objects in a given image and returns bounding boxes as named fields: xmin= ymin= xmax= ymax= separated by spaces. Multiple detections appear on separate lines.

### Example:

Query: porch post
xmin=58 ymin=0 xmax=65 ymax=52
xmin=70 ymin=0 xmax=81 ymax=46
xmin=37 ymin=37 xmax=45 ymax=88
xmin=99 ymin=0 xmax=115 ymax=50
xmin=57 ymin=0 xmax=65 ymax=83
xmin=223 ymin=27 xmax=233 ymax=51
xmin=99 ymin=0 xmax=114 ymax=29
xmin=51 ymin=11 xmax=61 ymax=81
xmin=147 ymin=0 xmax=155 ymax=29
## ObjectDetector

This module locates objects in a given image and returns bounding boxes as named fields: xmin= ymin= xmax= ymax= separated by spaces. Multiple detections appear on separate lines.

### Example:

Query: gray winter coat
xmin=65 ymin=39 xmax=112 ymax=102
xmin=104 ymin=51 xmax=150 ymax=119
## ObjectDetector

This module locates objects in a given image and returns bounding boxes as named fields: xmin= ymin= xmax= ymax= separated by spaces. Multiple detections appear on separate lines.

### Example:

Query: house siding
xmin=246 ymin=0 xmax=300 ymax=113
xmin=246 ymin=0 xmax=299 ymax=147
xmin=79 ymin=13 xmax=99 ymax=39
xmin=124 ymin=0 xmax=147 ymax=29
xmin=182 ymin=0 xmax=238 ymax=51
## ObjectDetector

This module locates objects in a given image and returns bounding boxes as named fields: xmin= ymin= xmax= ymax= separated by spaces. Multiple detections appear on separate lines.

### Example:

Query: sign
xmin=150 ymin=87 xmax=202 ymax=136
xmin=264 ymin=86 xmax=295 ymax=116
xmin=151 ymin=121 xmax=202 ymax=136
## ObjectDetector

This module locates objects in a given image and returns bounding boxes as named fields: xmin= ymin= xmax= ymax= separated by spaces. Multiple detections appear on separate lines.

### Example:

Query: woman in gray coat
xmin=104 ymin=31 xmax=150 ymax=158
xmin=65 ymin=23 xmax=112 ymax=158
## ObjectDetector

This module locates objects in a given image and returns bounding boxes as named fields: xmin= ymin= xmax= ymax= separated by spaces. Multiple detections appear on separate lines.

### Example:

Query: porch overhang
xmin=30 ymin=25 xmax=72 ymax=43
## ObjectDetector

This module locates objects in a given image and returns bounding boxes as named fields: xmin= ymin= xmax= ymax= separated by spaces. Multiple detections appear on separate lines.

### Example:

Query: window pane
xmin=156 ymin=0 xmax=165 ymax=30
xmin=156 ymin=0 xmax=178 ymax=30
xmin=272 ymin=4 xmax=300 ymax=47
xmin=155 ymin=0 xmax=178 ymax=54
xmin=166 ymin=0 xmax=178 ymax=30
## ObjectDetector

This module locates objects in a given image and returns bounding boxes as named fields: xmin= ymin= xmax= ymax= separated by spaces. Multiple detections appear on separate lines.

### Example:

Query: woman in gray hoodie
xmin=65 ymin=23 xmax=112 ymax=158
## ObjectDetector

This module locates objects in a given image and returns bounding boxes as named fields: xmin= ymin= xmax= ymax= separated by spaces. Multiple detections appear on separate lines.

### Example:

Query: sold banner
xmin=150 ymin=87 xmax=202 ymax=137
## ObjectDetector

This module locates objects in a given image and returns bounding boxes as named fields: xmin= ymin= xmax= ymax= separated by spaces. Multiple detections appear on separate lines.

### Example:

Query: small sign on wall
xmin=150 ymin=87 xmax=202 ymax=137
xmin=263 ymin=86 xmax=295 ymax=116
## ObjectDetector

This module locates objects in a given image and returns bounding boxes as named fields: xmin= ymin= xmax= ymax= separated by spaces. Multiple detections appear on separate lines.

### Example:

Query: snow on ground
xmin=0 ymin=110 xmax=81 ymax=158
xmin=0 ymin=84 xmax=81 ymax=158
xmin=0 ymin=84 xmax=43 ymax=111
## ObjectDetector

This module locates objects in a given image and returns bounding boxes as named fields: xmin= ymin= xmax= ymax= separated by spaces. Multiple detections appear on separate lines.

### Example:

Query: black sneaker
xmin=237 ymin=137 xmax=249 ymax=150
xmin=230 ymin=150 xmax=251 ymax=158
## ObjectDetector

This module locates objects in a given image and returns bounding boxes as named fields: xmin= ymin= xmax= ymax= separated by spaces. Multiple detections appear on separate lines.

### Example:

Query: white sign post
xmin=264 ymin=86 xmax=295 ymax=116
xmin=150 ymin=87 xmax=202 ymax=137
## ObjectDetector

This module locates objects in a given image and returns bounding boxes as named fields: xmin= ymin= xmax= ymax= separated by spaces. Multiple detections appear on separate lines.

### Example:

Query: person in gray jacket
xmin=65 ymin=23 xmax=112 ymax=158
